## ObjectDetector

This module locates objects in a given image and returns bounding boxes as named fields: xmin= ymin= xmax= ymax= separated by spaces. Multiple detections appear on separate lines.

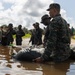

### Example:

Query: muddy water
xmin=0 ymin=46 xmax=75 ymax=75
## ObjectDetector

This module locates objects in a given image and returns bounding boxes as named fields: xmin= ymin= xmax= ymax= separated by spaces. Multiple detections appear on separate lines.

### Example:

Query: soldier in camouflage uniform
xmin=16 ymin=25 xmax=25 ymax=45
xmin=6 ymin=23 xmax=16 ymax=45
xmin=41 ymin=14 xmax=51 ymax=47
xmin=34 ymin=3 xmax=71 ymax=62
xmin=29 ymin=22 xmax=43 ymax=45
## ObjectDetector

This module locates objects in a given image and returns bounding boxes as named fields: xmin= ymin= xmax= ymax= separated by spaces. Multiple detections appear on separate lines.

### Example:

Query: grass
xmin=23 ymin=34 xmax=31 ymax=38
xmin=13 ymin=34 xmax=31 ymax=39
xmin=72 ymin=35 xmax=75 ymax=39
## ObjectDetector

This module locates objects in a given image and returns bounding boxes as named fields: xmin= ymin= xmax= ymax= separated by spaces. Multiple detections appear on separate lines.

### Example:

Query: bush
xmin=23 ymin=34 xmax=31 ymax=38
xmin=13 ymin=34 xmax=31 ymax=39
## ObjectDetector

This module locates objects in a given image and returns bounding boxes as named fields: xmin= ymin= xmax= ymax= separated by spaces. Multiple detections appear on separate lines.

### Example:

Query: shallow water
xmin=0 ymin=46 xmax=75 ymax=75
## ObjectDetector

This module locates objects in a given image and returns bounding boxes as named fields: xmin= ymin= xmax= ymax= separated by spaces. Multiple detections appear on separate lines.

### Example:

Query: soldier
xmin=41 ymin=14 xmax=51 ymax=47
xmin=29 ymin=22 xmax=43 ymax=46
xmin=34 ymin=3 xmax=71 ymax=62
xmin=29 ymin=23 xmax=36 ymax=45
xmin=1 ymin=26 xmax=8 ymax=46
xmin=0 ymin=26 xmax=2 ymax=45
xmin=67 ymin=23 xmax=72 ymax=44
xmin=6 ymin=23 xmax=16 ymax=45
xmin=34 ymin=22 xmax=43 ymax=45
xmin=16 ymin=25 xmax=25 ymax=45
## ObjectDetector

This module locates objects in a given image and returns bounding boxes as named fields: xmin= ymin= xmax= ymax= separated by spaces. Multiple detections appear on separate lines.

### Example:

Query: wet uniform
xmin=41 ymin=14 xmax=71 ymax=62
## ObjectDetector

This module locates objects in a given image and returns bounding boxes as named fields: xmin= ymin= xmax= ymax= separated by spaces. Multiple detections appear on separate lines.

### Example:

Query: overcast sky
xmin=0 ymin=0 xmax=75 ymax=29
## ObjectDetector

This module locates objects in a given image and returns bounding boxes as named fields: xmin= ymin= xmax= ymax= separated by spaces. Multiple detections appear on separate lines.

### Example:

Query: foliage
xmin=72 ymin=35 xmax=75 ymax=39
xmin=22 ymin=34 xmax=31 ymax=38
xmin=13 ymin=34 xmax=31 ymax=39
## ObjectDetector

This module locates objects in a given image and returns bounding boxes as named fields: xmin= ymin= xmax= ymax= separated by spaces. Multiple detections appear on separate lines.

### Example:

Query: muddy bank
xmin=13 ymin=38 xmax=75 ymax=47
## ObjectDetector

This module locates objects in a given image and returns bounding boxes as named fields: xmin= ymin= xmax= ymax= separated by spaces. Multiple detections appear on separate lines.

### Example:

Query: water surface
xmin=0 ymin=46 xmax=75 ymax=75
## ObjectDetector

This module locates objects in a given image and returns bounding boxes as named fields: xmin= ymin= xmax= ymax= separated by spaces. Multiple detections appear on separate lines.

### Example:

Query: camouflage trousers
xmin=41 ymin=43 xmax=71 ymax=62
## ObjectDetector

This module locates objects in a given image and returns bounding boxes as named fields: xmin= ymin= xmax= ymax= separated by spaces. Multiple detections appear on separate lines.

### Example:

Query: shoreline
xmin=13 ymin=38 xmax=75 ymax=47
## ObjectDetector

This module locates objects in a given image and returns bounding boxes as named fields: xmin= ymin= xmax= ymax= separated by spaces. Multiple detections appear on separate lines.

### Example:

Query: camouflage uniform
xmin=41 ymin=14 xmax=71 ymax=62
xmin=30 ymin=26 xmax=43 ymax=45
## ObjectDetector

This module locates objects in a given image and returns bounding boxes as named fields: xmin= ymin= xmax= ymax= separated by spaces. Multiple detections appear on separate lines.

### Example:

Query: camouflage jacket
xmin=41 ymin=14 xmax=71 ymax=62
xmin=30 ymin=28 xmax=42 ymax=45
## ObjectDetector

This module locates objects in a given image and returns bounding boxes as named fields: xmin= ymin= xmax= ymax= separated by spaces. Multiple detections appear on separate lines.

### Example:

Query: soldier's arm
xmin=41 ymin=19 xmax=58 ymax=61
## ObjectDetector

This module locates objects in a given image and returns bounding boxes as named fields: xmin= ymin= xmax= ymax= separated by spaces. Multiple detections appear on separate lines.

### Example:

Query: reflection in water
xmin=0 ymin=46 xmax=75 ymax=75
xmin=66 ymin=62 xmax=75 ymax=75
xmin=0 ymin=46 xmax=43 ymax=75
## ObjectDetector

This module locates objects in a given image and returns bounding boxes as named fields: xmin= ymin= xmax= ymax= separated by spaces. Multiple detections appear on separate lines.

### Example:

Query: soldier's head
xmin=35 ymin=22 xmax=39 ymax=28
xmin=41 ymin=14 xmax=50 ymax=26
xmin=8 ymin=23 xmax=13 ymax=29
xmin=18 ymin=25 xmax=22 ymax=29
xmin=47 ymin=3 xmax=60 ymax=18
xmin=33 ymin=23 xmax=36 ymax=28
xmin=33 ymin=22 xmax=39 ymax=29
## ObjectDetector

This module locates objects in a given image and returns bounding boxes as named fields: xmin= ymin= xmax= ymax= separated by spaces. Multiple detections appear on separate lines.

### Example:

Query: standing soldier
xmin=29 ymin=22 xmax=43 ymax=46
xmin=16 ymin=25 xmax=25 ymax=45
xmin=0 ymin=26 xmax=2 ymax=45
xmin=29 ymin=23 xmax=36 ymax=45
xmin=34 ymin=3 xmax=71 ymax=62
xmin=71 ymin=26 xmax=74 ymax=36
xmin=6 ymin=23 xmax=16 ymax=45
xmin=34 ymin=22 xmax=43 ymax=45
xmin=41 ymin=14 xmax=51 ymax=47
xmin=67 ymin=23 xmax=72 ymax=44
xmin=1 ymin=26 xmax=8 ymax=46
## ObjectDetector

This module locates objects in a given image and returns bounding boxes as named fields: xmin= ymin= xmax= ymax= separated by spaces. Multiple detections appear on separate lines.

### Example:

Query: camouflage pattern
xmin=41 ymin=14 xmax=71 ymax=62
xmin=16 ymin=29 xmax=25 ymax=45
xmin=30 ymin=28 xmax=43 ymax=45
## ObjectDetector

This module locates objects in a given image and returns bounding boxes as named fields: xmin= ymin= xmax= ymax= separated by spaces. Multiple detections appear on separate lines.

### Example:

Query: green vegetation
xmin=72 ymin=35 xmax=75 ymax=39
xmin=13 ymin=34 xmax=31 ymax=39
xmin=13 ymin=35 xmax=16 ymax=38
xmin=23 ymin=34 xmax=31 ymax=38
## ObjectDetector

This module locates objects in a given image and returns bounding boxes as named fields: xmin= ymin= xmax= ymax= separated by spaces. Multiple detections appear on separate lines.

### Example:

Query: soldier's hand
xmin=33 ymin=57 xmax=43 ymax=63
